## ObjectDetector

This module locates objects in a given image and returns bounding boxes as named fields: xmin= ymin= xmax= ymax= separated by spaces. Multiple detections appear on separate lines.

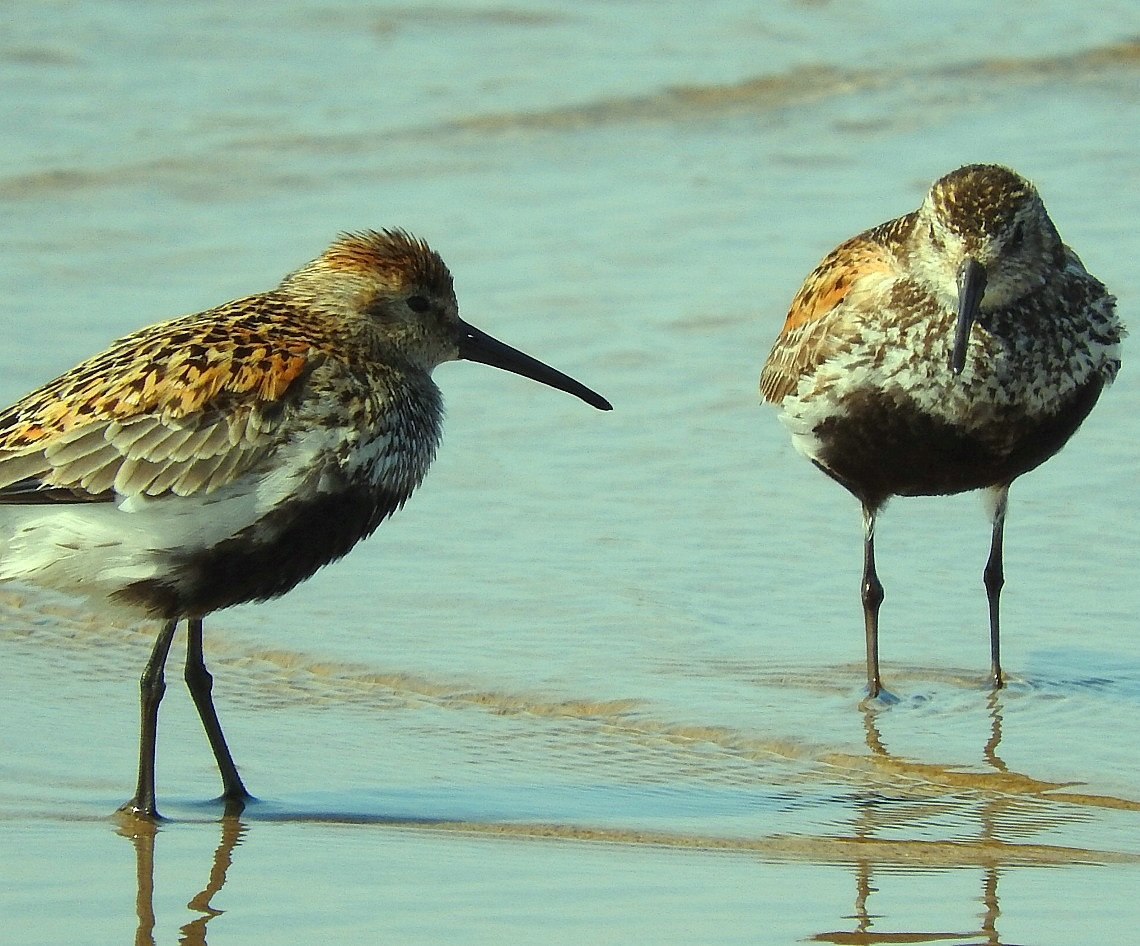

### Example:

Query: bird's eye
xmin=1008 ymin=221 xmax=1025 ymax=250
xmin=406 ymin=294 xmax=431 ymax=313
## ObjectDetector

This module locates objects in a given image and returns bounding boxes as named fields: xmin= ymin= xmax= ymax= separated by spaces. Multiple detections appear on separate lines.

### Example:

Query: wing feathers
xmin=43 ymin=426 xmax=112 ymax=466
xmin=0 ymin=454 xmax=53 ymax=493
xmin=0 ymin=299 xmax=325 ymax=502
xmin=760 ymin=232 xmax=900 ymax=404
xmin=114 ymin=456 xmax=169 ymax=495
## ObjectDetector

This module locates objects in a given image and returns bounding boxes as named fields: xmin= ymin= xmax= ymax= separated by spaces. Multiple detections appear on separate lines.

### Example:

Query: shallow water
xmin=1 ymin=2 xmax=1139 ymax=944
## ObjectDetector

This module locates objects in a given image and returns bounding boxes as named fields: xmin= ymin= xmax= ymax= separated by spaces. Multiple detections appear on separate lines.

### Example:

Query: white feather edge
xmin=0 ymin=425 xmax=403 ymax=619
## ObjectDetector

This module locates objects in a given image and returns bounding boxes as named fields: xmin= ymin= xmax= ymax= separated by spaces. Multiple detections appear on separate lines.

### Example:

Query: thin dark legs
xmin=860 ymin=503 xmax=885 ymax=698
xmin=857 ymin=487 xmax=1009 ymax=700
xmin=122 ymin=619 xmax=178 ymax=818
xmin=984 ymin=485 xmax=1009 ymax=689
xmin=121 ymin=618 xmax=250 ymax=820
xmin=185 ymin=617 xmax=252 ymax=808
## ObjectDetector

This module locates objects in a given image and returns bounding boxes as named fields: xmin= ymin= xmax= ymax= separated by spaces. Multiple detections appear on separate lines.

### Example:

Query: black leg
xmin=860 ymin=503 xmax=885 ymax=697
xmin=121 ymin=619 xmax=179 ymax=819
xmin=983 ymin=485 xmax=1009 ymax=689
xmin=184 ymin=617 xmax=252 ymax=808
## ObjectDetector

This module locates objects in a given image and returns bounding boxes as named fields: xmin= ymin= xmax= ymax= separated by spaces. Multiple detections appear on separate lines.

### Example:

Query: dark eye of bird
xmin=406 ymin=294 xmax=431 ymax=313
xmin=1008 ymin=221 xmax=1025 ymax=250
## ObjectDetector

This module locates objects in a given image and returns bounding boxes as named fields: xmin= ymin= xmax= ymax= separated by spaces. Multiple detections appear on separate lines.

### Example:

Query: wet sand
xmin=4 ymin=580 xmax=1139 ymax=943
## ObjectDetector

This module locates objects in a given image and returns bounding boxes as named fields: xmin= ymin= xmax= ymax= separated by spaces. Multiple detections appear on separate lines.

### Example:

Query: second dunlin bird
xmin=0 ymin=229 xmax=611 ymax=818
xmin=760 ymin=164 xmax=1122 ymax=699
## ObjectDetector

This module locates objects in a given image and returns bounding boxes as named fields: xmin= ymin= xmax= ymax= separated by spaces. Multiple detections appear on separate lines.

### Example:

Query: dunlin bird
xmin=760 ymin=164 xmax=1122 ymax=698
xmin=0 ymin=229 xmax=611 ymax=817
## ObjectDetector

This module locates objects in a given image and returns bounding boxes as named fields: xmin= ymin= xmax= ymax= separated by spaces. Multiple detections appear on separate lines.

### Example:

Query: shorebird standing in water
xmin=760 ymin=164 xmax=1122 ymax=699
xmin=0 ymin=229 xmax=611 ymax=818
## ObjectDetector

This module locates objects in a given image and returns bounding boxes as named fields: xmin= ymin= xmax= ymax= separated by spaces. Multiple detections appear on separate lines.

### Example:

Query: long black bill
xmin=458 ymin=322 xmax=612 ymax=411
xmin=951 ymin=257 xmax=987 ymax=376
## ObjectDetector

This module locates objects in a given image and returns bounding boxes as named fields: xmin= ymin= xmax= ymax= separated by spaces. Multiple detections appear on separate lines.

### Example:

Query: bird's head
xmin=281 ymin=229 xmax=611 ymax=410
xmin=910 ymin=165 xmax=1064 ymax=375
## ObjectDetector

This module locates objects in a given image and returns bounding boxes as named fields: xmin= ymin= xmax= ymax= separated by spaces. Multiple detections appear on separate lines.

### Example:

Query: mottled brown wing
xmin=760 ymin=232 xmax=898 ymax=404
xmin=0 ymin=297 xmax=322 ymax=501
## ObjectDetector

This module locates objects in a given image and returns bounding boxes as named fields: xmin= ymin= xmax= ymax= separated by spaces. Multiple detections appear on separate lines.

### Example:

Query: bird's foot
xmin=858 ymin=686 xmax=900 ymax=709
xmin=116 ymin=798 xmax=164 ymax=823
xmin=215 ymin=790 xmax=255 ymax=818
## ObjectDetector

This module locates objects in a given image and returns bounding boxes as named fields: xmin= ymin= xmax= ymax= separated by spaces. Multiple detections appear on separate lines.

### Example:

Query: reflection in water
xmin=126 ymin=819 xmax=157 ymax=946
xmin=813 ymin=695 xmax=1009 ymax=945
xmin=976 ymin=693 xmax=1006 ymax=946
xmin=982 ymin=691 xmax=1007 ymax=774
xmin=86 ymin=679 xmax=1131 ymax=944
xmin=118 ymin=815 xmax=246 ymax=946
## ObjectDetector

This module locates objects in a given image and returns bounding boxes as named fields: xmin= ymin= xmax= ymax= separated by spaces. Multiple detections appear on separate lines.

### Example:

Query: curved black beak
xmin=458 ymin=322 xmax=612 ymax=411
xmin=951 ymin=257 xmax=987 ymax=376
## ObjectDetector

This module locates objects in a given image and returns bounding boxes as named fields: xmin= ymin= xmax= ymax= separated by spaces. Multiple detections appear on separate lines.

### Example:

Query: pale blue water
xmin=1 ymin=2 xmax=1139 ymax=944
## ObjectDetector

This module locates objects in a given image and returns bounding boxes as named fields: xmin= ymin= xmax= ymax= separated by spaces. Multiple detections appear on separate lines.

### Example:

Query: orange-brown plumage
xmin=0 ymin=227 xmax=610 ymax=817
xmin=781 ymin=235 xmax=898 ymax=334
xmin=304 ymin=229 xmax=454 ymax=294
xmin=760 ymin=232 xmax=901 ymax=405
xmin=0 ymin=312 xmax=316 ymax=450
xmin=758 ymin=164 xmax=1122 ymax=699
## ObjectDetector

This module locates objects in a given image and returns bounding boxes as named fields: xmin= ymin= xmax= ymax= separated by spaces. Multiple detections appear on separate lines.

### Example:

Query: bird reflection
xmin=982 ymin=690 xmax=1007 ymax=773
xmin=118 ymin=814 xmax=246 ymax=946
xmin=812 ymin=694 xmax=1009 ymax=945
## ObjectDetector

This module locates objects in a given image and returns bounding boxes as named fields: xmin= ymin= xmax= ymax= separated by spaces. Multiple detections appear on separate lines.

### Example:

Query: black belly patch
xmin=114 ymin=485 xmax=407 ymax=619
xmin=813 ymin=380 xmax=1104 ymax=507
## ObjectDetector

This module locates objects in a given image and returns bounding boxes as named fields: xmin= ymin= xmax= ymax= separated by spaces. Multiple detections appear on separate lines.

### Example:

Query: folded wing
xmin=0 ymin=298 xmax=321 ymax=503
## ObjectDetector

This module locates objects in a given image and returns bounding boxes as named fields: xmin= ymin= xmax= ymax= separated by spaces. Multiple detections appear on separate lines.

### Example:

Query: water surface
xmin=1 ymin=2 xmax=1138 ymax=943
